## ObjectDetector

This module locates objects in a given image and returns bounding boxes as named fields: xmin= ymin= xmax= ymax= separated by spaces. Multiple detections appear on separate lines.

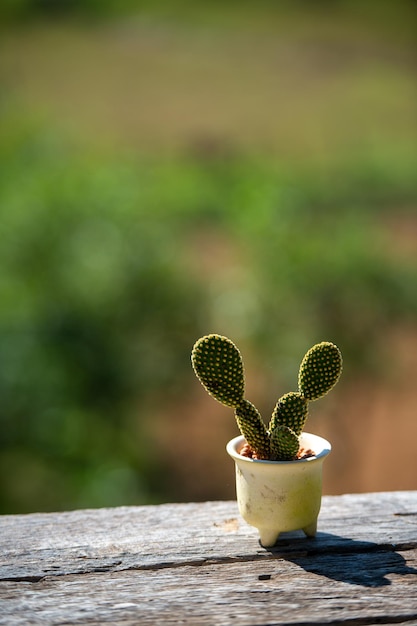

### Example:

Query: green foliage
xmin=192 ymin=334 xmax=342 ymax=460
xmin=0 ymin=113 xmax=211 ymax=513
xmin=0 ymin=0 xmax=139 ymax=22
xmin=1 ymin=0 xmax=414 ymax=35
xmin=1 ymin=97 xmax=416 ymax=507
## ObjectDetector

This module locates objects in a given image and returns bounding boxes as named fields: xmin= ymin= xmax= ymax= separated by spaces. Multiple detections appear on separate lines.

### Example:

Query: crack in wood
xmin=3 ymin=540 xmax=414 ymax=584
xmin=274 ymin=614 xmax=417 ymax=626
xmin=1 ymin=575 xmax=46 ymax=583
xmin=393 ymin=511 xmax=417 ymax=516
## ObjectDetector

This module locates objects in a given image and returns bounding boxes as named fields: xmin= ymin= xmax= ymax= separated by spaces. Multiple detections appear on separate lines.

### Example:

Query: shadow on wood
xmin=267 ymin=532 xmax=417 ymax=587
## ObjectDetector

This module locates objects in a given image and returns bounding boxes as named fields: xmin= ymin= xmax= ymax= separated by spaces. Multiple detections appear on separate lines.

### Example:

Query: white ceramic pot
xmin=226 ymin=432 xmax=331 ymax=547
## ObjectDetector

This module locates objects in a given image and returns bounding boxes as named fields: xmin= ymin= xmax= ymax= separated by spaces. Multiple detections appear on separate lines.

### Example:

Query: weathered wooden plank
xmin=1 ymin=549 xmax=416 ymax=625
xmin=0 ymin=492 xmax=416 ymax=581
xmin=0 ymin=493 xmax=416 ymax=625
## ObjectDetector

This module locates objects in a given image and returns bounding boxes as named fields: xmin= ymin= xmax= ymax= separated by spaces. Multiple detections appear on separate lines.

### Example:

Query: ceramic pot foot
xmin=259 ymin=529 xmax=281 ymax=547
xmin=302 ymin=520 xmax=317 ymax=537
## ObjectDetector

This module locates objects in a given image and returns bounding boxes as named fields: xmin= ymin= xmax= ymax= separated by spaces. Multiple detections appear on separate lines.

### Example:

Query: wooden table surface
xmin=0 ymin=491 xmax=416 ymax=625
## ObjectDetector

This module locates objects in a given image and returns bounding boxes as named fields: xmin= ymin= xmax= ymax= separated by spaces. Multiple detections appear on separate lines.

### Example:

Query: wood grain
xmin=1 ymin=492 xmax=416 ymax=625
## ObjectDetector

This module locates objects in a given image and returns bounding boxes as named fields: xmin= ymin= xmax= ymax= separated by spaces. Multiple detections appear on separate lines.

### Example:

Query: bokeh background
xmin=0 ymin=0 xmax=416 ymax=514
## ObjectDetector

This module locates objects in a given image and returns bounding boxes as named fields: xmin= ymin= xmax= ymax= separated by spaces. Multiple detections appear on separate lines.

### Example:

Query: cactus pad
xmin=191 ymin=334 xmax=244 ymax=407
xmin=269 ymin=392 xmax=308 ymax=436
xmin=270 ymin=425 xmax=300 ymax=461
xmin=235 ymin=399 xmax=270 ymax=459
xmin=298 ymin=341 xmax=342 ymax=401
xmin=191 ymin=334 xmax=342 ymax=462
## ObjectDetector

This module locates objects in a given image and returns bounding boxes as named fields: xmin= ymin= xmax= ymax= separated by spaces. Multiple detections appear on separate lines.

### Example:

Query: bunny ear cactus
xmin=269 ymin=341 xmax=342 ymax=460
xmin=234 ymin=400 xmax=270 ymax=460
xmin=298 ymin=341 xmax=343 ymax=400
xmin=269 ymin=392 xmax=308 ymax=436
xmin=191 ymin=335 xmax=342 ymax=461
xmin=191 ymin=334 xmax=244 ymax=407
xmin=191 ymin=335 xmax=270 ymax=459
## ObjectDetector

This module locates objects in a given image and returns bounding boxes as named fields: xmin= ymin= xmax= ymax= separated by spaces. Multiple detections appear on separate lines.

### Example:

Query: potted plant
xmin=191 ymin=334 xmax=342 ymax=547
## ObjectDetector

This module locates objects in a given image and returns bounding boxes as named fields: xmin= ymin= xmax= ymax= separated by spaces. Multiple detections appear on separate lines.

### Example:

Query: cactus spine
xmin=191 ymin=335 xmax=342 ymax=461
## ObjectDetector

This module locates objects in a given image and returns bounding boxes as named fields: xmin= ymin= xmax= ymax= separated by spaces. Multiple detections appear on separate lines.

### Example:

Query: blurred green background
xmin=0 ymin=0 xmax=416 ymax=513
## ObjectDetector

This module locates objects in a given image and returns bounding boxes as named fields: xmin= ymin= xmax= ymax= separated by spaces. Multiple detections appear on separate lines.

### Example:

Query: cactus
xmin=191 ymin=334 xmax=244 ymax=407
xmin=191 ymin=335 xmax=270 ymax=458
xmin=270 ymin=425 xmax=299 ymax=461
xmin=235 ymin=399 xmax=270 ymax=460
xmin=298 ymin=341 xmax=343 ymax=400
xmin=191 ymin=335 xmax=342 ymax=461
xmin=269 ymin=392 xmax=308 ymax=436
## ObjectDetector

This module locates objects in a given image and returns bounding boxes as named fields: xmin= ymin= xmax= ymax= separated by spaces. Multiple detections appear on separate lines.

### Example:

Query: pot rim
xmin=226 ymin=432 xmax=331 ymax=465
